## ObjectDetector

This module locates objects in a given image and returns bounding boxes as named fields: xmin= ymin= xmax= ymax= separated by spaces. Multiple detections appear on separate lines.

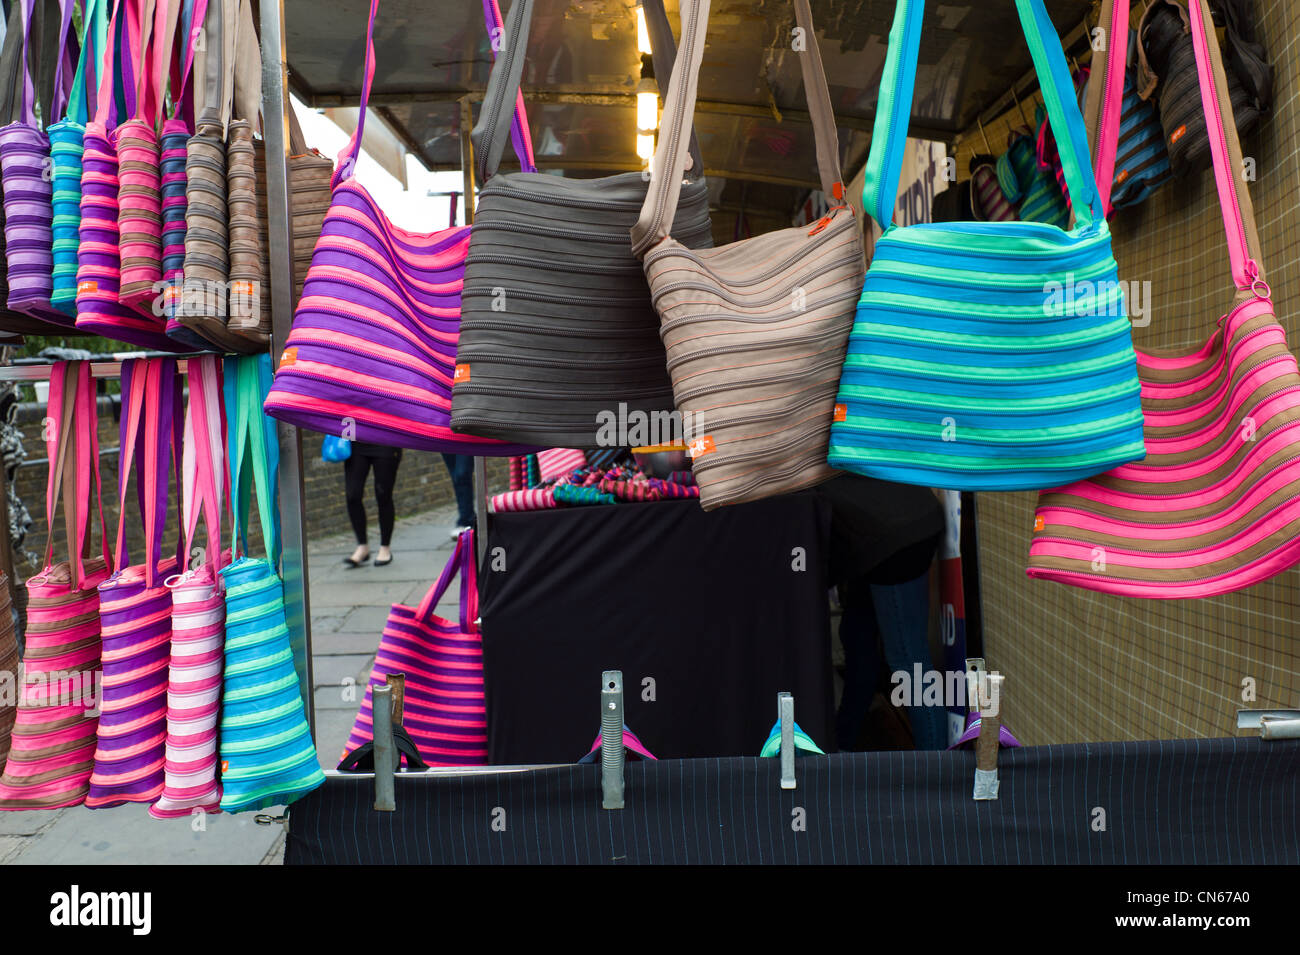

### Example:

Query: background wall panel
xmin=956 ymin=0 xmax=1300 ymax=744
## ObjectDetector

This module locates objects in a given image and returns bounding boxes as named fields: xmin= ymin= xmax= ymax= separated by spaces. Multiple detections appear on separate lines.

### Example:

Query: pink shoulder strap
xmin=415 ymin=529 xmax=479 ymax=632
xmin=180 ymin=355 xmax=227 ymax=574
xmin=1091 ymin=0 xmax=1265 ymax=294
xmin=1082 ymin=0 xmax=1129 ymax=219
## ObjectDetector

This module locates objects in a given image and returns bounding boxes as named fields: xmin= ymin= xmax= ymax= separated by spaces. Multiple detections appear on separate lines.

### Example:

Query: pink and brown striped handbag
xmin=153 ymin=355 xmax=226 ymax=818
xmin=1027 ymin=0 xmax=1300 ymax=598
xmin=0 ymin=363 xmax=111 ymax=810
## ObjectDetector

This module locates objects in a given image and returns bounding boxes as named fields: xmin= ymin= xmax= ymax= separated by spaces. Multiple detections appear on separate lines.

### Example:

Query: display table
xmin=284 ymin=738 xmax=1299 ymax=864
xmin=479 ymin=493 xmax=835 ymax=764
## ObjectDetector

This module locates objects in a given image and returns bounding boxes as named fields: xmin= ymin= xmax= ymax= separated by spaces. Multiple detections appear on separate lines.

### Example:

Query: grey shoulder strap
xmin=472 ymin=0 xmax=702 ymax=183
xmin=633 ymin=0 xmax=842 ymax=255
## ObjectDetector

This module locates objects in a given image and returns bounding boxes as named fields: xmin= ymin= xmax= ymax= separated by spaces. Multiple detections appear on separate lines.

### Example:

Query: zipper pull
xmin=808 ymin=215 xmax=834 ymax=236
xmin=807 ymin=200 xmax=852 ymax=237
xmin=1244 ymin=259 xmax=1271 ymax=301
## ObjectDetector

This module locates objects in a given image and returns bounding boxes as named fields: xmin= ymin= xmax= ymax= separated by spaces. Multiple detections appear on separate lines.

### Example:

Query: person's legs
xmin=441 ymin=453 xmax=477 ymax=529
xmin=344 ymin=453 xmax=373 ymax=563
xmin=870 ymin=572 xmax=947 ymax=750
xmin=835 ymin=578 xmax=882 ymax=752
xmin=370 ymin=451 xmax=402 ymax=556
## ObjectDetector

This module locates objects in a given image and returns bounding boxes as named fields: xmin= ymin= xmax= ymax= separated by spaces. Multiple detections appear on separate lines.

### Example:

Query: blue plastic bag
xmin=321 ymin=435 xmax=352 ymax=462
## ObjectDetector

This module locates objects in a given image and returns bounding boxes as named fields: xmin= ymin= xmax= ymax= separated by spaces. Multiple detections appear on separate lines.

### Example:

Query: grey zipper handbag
xmin=631 ymin=0 xmax=863 ymax=509
xmin=451 ymin=0 xmax=713 ymax=449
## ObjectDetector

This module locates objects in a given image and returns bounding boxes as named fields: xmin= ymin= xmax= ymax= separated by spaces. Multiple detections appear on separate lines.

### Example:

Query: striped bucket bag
xmin=76 ymin=0 xmax=191 ymax=350
xmin=157 ymin=0 xmax=208 ymax=345
xmin=153 ymin=354 xmax=226 ymax=818
xmin=264 ymin=0 xmax=536 ymax=454
xmin=827 ymin=0 xmax=1146 ymax=492
xmin=0 ymin=573 xmax=14 ymax=774
xmin=1028 ymin=0 xmax=1300 ymax=598
xmin=1137 ymin=0 xmax=1260 ymax=179
xmin=450 ymin=0 xmax=713 ymax=448
xmin=115 ymin=0 xmax=181 ymax=309
xmin=1084 ymin=28 xmax=1172 ymax=211
xmin=219 ymin=354 xmax=324 ymax=812
xmin=87 ymin=357 xmax=183 ymax=808
xmin=344 ymin=529 xmax=487 ymax=767
xmin=0 ymin=0 xmax=68 ymax=336
xmin=173 ymin=0 xmax=260 ymax=353
xmin=49 ymin=0 xmax=109 ymax=315
xmin=996 ymin=123 xmax=1068 ymax=228
xmin=224 ymin=0 xmax=268 ymax=346
xmin=0 ymin=0 xmax=77 ymax=327
xmin=0 ymin=362 xmax=111 ymax=810
xmin=632 ymin=0 xmax=863 ymax=509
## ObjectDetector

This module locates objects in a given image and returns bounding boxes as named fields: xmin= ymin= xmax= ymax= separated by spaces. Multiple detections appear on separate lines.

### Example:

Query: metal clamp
xmin=601 ymin=670 xmax=624 ymax=810
xmin=973 ymin=673 xmax=1004 ymax=801
xmin=779 ymin=692 xmax=796 ymax=790
xmin=372 ymin=683 xmax=396 ymax=812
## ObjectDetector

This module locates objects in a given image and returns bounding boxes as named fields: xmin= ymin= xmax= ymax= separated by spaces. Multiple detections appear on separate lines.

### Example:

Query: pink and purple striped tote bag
xmin=153 ymin=354 xmax=226 ymax=818
xmin=263 ymin=0 xmax=537 ymax=454
xmin=344 ymin=529 xmax=487 ymax=766
xmin=87 ymin=357 xmax=184 ymax=808
xmin=0 ymin=0 xmax=78 ymax=326
xmin=0 ymin=362 xmax=112 ymax=810
xmin=76 ymin=0 xmax=190 ymax=350
xmin=116 ymin=0 xmax=180 ymax=308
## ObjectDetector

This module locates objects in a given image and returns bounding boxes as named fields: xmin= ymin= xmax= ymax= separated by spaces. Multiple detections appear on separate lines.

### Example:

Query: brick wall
xmin=7 ymin=397 xmax=508 ymax=576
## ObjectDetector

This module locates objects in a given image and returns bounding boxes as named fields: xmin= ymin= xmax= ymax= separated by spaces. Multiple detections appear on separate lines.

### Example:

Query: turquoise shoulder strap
xmin=229 ymin=355 xmax=281 ymax=566
xmin=863 ymin=0 xmax=1101 ymax=232
xmin=65 ymin=0 xmax=106 ymax=125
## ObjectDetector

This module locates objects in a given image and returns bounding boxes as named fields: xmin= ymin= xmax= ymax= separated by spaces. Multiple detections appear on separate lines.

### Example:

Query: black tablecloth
xmin=479 ymin=494 xmax=835 ymax=764
xmin=284 ymin=737 xmax=1299 ymax=864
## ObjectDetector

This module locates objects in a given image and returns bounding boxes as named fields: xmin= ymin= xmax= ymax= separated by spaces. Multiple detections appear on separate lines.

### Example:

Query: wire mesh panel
xmin=956 ymin=0 xmax=1300 ymax=743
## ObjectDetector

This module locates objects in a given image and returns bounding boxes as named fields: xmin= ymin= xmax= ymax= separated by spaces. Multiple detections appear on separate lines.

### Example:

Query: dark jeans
xmin=345 ymin=448 xmax=402 ymax=546
xmin=836 ymin=570 xmax=947 ymax=752
xmin=441 ymin=454 xmax=477 ymax=528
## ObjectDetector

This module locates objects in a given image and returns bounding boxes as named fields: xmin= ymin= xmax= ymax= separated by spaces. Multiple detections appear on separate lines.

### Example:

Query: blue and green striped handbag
xmin=218 ymin=354 xmax=324 ymax=812
xmin=828 ymin=0 xmax=1146 ymax=491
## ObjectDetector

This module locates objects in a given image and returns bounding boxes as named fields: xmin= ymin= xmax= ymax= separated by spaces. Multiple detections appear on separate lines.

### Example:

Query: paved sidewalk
xmin=0 ymin=504 xmax=464 ymax=865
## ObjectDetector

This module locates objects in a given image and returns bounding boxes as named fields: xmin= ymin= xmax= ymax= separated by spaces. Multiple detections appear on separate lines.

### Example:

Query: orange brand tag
xmin=1115 ymin=169 xmax=1130 ymax=184
xmin=686 ymin=435 xmax=716 ymax=459
xmin=231 ymin=280 xmax=255 ymax=295
xmin=220 ymin=760 xmax=228 ymax=773
xmin=833 ymin=403 xmax=847 ymax=422
xmin=454 ymin=364 xmax=471 ymax=383
xmin=1034 ymin=516 xmax=1045 ymax=532
xmin=77 ymin=280 xmax=97 ymax=295
xmin=280 ymin=347 xmax=298 ymax=366
xmin=1170 ymin=124 xmax=1186 ymax=145
xmin=162 ymin=285 xmax=180 ymax=304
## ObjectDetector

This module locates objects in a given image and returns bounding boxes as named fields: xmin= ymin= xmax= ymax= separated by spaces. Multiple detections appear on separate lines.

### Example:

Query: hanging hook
xmin=976 ymin=116 xmax=992 ymax=155
xmin=1010 ymin=86 xmax=1029 ymax=128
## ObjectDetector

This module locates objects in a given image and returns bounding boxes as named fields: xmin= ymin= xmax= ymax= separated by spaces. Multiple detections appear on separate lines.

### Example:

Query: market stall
xmin=0 ymin=0 xmax=1296 ymax=871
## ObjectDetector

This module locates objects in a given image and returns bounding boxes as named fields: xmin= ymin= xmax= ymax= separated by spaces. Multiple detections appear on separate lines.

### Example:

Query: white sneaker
xmin=449 ymin=525 xmax=472 ymax=541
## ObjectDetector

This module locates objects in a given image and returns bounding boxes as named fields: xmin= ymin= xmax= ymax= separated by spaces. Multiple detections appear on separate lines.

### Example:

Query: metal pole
xmin=260 ymin=0 xmax=315 ymax=730
xmin=460 ymin=96 xmax=489 ymax=571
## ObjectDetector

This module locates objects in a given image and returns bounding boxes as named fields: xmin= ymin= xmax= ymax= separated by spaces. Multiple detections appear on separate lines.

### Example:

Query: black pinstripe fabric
xmin=284 ymin=737 xmax=1298 ymax=864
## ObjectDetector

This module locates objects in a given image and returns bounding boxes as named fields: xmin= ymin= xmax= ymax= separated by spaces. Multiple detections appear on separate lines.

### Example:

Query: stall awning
xmin=286 ymin=0 xmax=1094 ymax=195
